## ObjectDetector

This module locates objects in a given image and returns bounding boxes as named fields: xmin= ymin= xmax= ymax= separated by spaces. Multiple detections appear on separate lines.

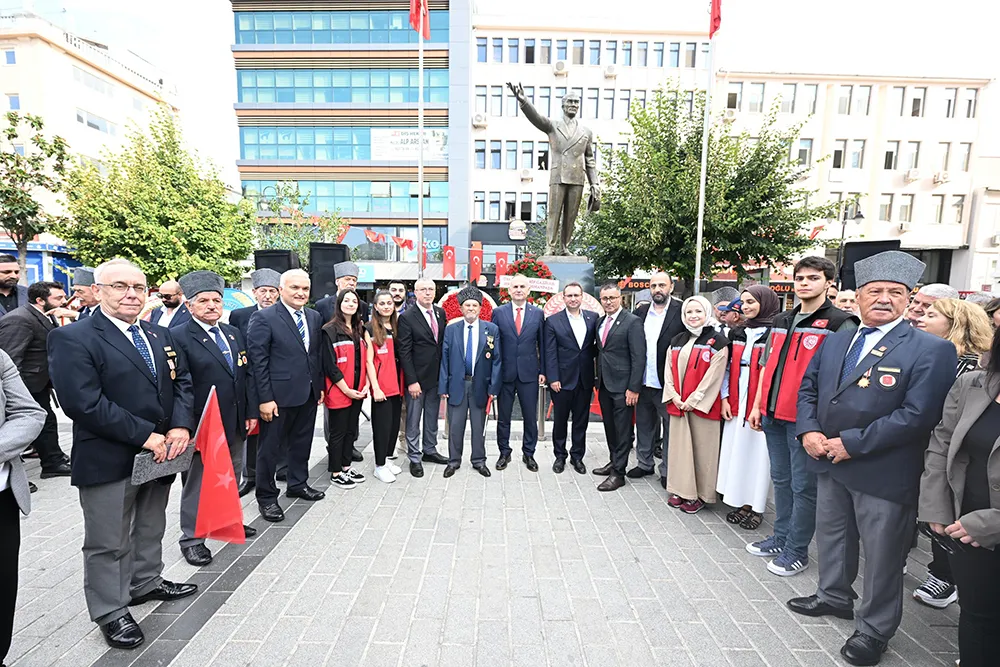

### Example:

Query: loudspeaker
xmin=254 ymin=249 xmax=299 ymax=273
xmin=840 ymin=240 xmax=901 ymax=290
xmin=309 ymin=242 xmax=350 ymax=302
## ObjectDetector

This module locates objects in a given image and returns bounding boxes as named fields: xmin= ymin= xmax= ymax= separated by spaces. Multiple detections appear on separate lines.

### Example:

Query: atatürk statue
xmin=507 ymin=82 xmax=600 ymax=256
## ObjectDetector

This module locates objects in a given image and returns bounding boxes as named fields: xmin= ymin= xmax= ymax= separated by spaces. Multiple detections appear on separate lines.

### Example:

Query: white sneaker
xmin=387 ymin=461 xmax=402 ymax=475
xmin=373 ymin=465 xmax=396 ymax=483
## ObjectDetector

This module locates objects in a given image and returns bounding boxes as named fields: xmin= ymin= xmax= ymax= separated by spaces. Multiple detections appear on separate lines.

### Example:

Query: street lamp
xmin=835 ymin=206 xmax=865 ymax=288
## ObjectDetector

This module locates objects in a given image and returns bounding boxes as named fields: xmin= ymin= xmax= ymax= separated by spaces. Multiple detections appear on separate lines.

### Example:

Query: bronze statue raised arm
xmin=507 ymin=82 xmax=600 ymax=256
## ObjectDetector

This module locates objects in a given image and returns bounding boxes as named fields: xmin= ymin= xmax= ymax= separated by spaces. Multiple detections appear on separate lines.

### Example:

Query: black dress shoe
xmin=130 ymin=580 xmax=198 ymax=605
xmin=840 ymin=631 xmax=887 ymax=666
xmin=182 ymin=544 xmax=213 ymax=566
xmin=474 ymin=465 xmax=491 ymax=478
xmin=592 ymin=462 xmax=613 ymax=476
xmin=496 ymin=455 xmax=510 ymax=470
xmin=243 ymin=525 xmax=257 ymax=538
xmin=28 ymin=481 xmax=37 ymax=493
xmin=553 ymin=459 xmax=566 ymax=473
xmin=352 ymin=447 xmax=364 ymax=462
xmin=571 ymin=460 xmax=587 ymax=475
xmin=653 ymin=443 xmax=663 ymax=459
xmin=626 ymin=466 xmax=654 ymax=479
xmin=40 ymin=462 xmax=72 ymax=478
xmin=100 ymin=613 xmax=144 ymax=649
xmin=523 ymin=455 xmax=539 ymax=472
xmin=410 ymin=462 xmax=424 ymax=477
xmin=238 ymin=480 xmax=255 ymax=497
xmin=660 ymin=477 xmax=667 ymax=490
xmin=422 ymin=452 xmax=449 ymax=465
xmin=597 ymin=475 xmax=626 ymax=492
xmin=286 ymin=485 xmax=325 ymax=501
xmin=443 ymin=465 xmax=458 ymax=478
xmin=259 ymin=503 xmax=285 ymax=522
xmin=786 ymin=595 xmax=854 ymax=620
xmin=276 ymin=471 xmax=287 ymax=482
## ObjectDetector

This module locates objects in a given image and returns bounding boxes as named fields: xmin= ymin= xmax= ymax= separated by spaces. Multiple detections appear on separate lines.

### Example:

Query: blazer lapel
xmin=141 ymin=321 xmax=170 ymax=391
xmin=191 ymin=320 xmax=234 ymax=376
xmin=94 ymin=312 xmax=157 ymax=386
xmin=278 ymin=306 xmax=307 ymax=355
xmin=477 ymin=324 xmax=491 ymax=366
xmin=834 ymin=323 xmax=909 ymax=398
xmin=949 ymin=381 xmax=993 ymax=471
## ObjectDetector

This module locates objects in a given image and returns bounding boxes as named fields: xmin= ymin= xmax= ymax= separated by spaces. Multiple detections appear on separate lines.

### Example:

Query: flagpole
xmin=693 ymin=35 xmax=714 ymax=296
xmin=417 ymin=9 xmax=425 ymax=278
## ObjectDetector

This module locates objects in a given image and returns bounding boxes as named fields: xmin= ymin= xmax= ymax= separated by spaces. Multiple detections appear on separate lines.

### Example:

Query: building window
xmin=555 ymin=87 xmax=566 ymax=106
xmin=536 ymin=193 xmax=547 ymax=221
xmin=932 ymin=195 xmax=945 ymax=224
xmin=905 ymin=141 xmax=920 ymax=169
xmin=637 ymin=41 xmax=648 ymax=67
xmin=889 ymin=86 xmax=905 ymax=116
xmin=476 ymin=37 xmax=487 ymax=62
xmin=684 ymin=90 xmax=695 ymax=115
xmin=588 ymin=40 xmax=600 ymax=65
xmin=505 ymin=141 xmax=517 ymax=169
xmin=780 ymin=83 xmax=796 ymax=113
xmin=475 ymin=85 xmax=487 ymax=113
xmin=726 ymin=82 xmax=742 ymax=110
xmin=538 ymin=141 xmax=549 ymax=170
xmin=802 ymin=84 xmax=818 ymax=114
xmin=518 ymin=193 xmax=533 ymax=222
xmin=3 ymin=50 xmax=14 ymax=65
xmin=618 ymin=89 xmax=631 ymax=119
xmin=601 ymin=89 xmax=614 ymax=120
xmin=556 ymin=39 xmax=567 ymax=61
xmin=504 ymin=192 xmax=516 ymax=219
xmin=836 ymin=85 xmax=852 ymax=115
xmin=242 ymin=127 xmax=382 ymax=161
xmin=598 ymin=142 xmax=612 ymax=170
xmin=474 ymin=191 xmax=485 ymax=220
xmin=959 ymin=142 xmax=972 ymax=171
xmin=6 ymin=94 xmax=19 ymax=110
xmin=884 ymin=141 xmax=899 ymax=170
xmin=963 ymin=88 xmax=978 ymax=118
xmin=849 ymin=140 xmax=865 ymax=169
xmin=953 ymin=195 xmax=965 ymax=223
xmin=539 ymin=87 xmax=551 ymax=116
xmin=237 ymin=68 xmax=448 ymax=104
xmin=668 ymin=42 xmax=680 ymax=67
xmin=572 ymin=40 xmax=584 ymax=65
xmin=634 ymin=90 xmax=646 ymax=108
xmin=604 ymin=40 xmax=617 ymax=65
xmin=508 ymin=38 xmax=519 ymax=63
xmin=622 ymin=41 xmax=632 ymax=66
xmin=944 ymin=87 xmax=958 ymax=118
xmin=76 ymin=108 xmax=116 ymax=135
xmin=521 ymin=141 xmax=533 ymax=168
xmin=938 ymin=142 xmax=951 ymax=172
xmin=583 ymin=88 xmax=597 ymax=119
xmin=853 ymin=85 xmax=871 ymax=115
xmin=899 ymin=194 xmax=914 ymax=222
xmin=684 ymin=42 xmax=696 ymax=67
xmin=490 ymin=86 xmax=502 ymax=116
xmin=539 ymin=39 xmax=551 ymax=64
xmin=571 ymin=86 xmax=583 ymax=104
xmin=474 ymin=140 xmax=485 ymax=169
xmin=878 ymin=194 xmax=893 ymax=221
xmin=489 ymin=140 xmax=501 ymax=169
xmin=747 ymin=83 xmax=764 ymax=113
xmin=492 ymin=38 xmax=503 ymax=62
xmin=524 ymin=39 xmax=535 ymax=64
xmin=845 ymin=193 xmax=861 ymax=218
xmin=489 ymin=192 xmax=500 ymax=220
xmin=910 ymin=87 xmax=926 ymax=117
xmin=832 ymin=139 xmax=847 ymax=169
xmin=506 ymin=87 xmax=519 ymax=116
xmin=242 ymin=180 xmax=448 ymax=216
xmin=235 ymin=10 xmax=451 ymax=45
xmin=796 ymin=139 xmax=813 ymax=166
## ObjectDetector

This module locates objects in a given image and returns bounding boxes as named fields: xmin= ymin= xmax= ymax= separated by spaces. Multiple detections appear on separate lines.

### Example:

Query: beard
xmin=652 ymin=292 xmax=667 ymax=304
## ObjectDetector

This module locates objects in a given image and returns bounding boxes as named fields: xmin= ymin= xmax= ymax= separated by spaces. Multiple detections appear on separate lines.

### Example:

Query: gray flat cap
xmin=251 ymin=268 xmax=280 ymax=289
xmin=335 ymin=261 xmax=359 ymax=279
xmin=73 ymin=267 xmax=95 ymax=287
xmin=457 ymin=285 xmax=483 ymax=305
xmin=711 ymin=287 xmax=740 ymax=304
xmin=854 ymin=251 xmax=926 ymax=291
xmin=179 ymin=270 xmax=225 ymax=298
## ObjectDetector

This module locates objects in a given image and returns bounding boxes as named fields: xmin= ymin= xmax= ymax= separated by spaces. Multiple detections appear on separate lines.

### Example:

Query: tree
xmin=255 ymin=182 xmax=349 ymax=269
xmin=580 ymin=86 xmax=841 ymax=284
xmin=59 ymin=108 xmax=254 ymax=284
xmin=0 ymin=112 xmax=69 ymax=275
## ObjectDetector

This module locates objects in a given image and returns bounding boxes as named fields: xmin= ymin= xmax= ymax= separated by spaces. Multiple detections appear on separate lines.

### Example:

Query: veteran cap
xmin=179 ymin=270 xmax=225 ymax=298
xmin=251 ymin=268 xmax=280 ymax=289
xmin=72 ymin=267 xmax=95 ymax=288
xmin=854 ymin=251 xmax=926 ymax=291
xmin=334 ymin=261 xmax=359 ymax=279
xmin=457 ymin=285 xmax=483 ymax=305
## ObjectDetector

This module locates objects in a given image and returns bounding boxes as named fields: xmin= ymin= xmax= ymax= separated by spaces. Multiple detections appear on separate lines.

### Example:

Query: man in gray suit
xmin=0 ymin=349 xmax=46 ymax=667
xmin=0 ymin=254 xmax=27 ymax=319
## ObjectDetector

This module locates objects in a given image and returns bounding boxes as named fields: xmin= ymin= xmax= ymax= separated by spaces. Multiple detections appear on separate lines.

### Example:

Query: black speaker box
xmin=254 ymin=249 xmax=300 ymax=274
xmin=309 ymin=243 xmax=350 ymax=302
xmin=840 ymin=240 xmax=901 ymax=290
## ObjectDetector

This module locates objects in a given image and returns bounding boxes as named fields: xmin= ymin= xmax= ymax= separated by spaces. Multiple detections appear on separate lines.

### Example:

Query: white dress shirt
xmin=463 ymin=318 xmax=480 ymax=375
xmin=194 ymin=317 xmax=232 ymax=357
xmin=104 ymin=309 xmax=156 ymax=372
xmin=158 ymin=305 xmax=181 ymax=327
xmin=642 ymin=304 xmax=668 ymax=389
xmin=846 ymin=316 xmax=905 ymax=363
xmin=283 ymin=301 xmax=309 ymax=350
xmin=566 ymin=310 xmax=587 ymax=348
xmin=600 ymin=307 xmax=623 ymax=344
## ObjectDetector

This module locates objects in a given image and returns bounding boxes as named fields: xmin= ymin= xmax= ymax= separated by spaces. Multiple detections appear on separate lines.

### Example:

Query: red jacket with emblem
xmin=321 ymin=325 xmax=369 ymax=409
xmin=367 ymin=324 xmax=403 ymax=398
xmin=725 ymin=326 xmax=769 ymax=422
xmin=665 ymin=328 xmax=730 ymax=421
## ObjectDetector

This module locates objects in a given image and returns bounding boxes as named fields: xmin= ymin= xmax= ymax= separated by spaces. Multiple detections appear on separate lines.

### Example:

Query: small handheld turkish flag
xmin=194 ymin=387 xmax=245 ymax=544
xmin=470 ymin=249 xmax=483 ymax=282
xmin=442 ymin=245 xmax=456 ymax=278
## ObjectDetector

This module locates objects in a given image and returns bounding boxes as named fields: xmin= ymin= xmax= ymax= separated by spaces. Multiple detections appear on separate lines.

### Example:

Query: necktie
xmin=295 ymin=310 xmax=307 ymax=348
xmin=840 ymin=327 xmax=880 ymax=385
xmin=427 ymin=309 xmax=438 ymax=341
xmin=465 ymin=324 xmax=474 ymax=376
xmin=515 ymin=307 xmax=523 ymax=335
xmin=210 ymin=326 xmax=234 ymax=371
xmin=601 ymin=316 xmax=613 ymax=346
xmin=128 ymin=324 xmax=157 ymax=379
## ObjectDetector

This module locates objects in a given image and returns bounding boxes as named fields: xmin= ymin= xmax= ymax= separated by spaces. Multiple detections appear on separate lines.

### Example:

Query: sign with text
xmin=499 ymin=275 xmax=559 ymax=293
xmin=371 ymin=129 xmax=448 ymax=161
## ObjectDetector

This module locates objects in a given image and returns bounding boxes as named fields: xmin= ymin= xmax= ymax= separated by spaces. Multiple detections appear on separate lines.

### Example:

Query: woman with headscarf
xmin=663 ymin=296 xmax=729 ymax=514
xmin=716 ymin=286 xmax=782 ymax=530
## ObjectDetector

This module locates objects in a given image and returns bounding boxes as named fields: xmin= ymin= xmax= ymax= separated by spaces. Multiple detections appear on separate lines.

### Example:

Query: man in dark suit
xmin=248 ymin=269 xmax=325 ymax=523
xmin=0 ymin=281 xmax=73 ymax=478
xmin=593 ymin=283 xmax=645 ymax=492
xmin=0 ymin=254 xmax=27 ymax=318
xmin=315 ymin=261 xmax=370 ymax=324
xmin=171 ymin=271 xmax=259 ymax=566
xmin=227 ymin=267 xmax=281 ymax=496
xmin=631 ymin=272 xmax=685 ymax=481
xmin=71 ymin=266 xmax=99 ymax=319
xmin=492 ymin=274 xmax=545 ymax=472
xmin=48 ymin=258 xmax=197 ymax=650
xmin=439 ymin=286 xmax=501 ymax=478
xmin=543 ymin=282 xmax=597 ymax=474
xmin=148 ymin=279 xmax=191 ymax=328
xmin=397 ymin=277 xmax=449 ymax=477
xmin=388 ymin=279 xmax=409 ymax=454
xmin=788 ymin=251 xmax=957 ymax=666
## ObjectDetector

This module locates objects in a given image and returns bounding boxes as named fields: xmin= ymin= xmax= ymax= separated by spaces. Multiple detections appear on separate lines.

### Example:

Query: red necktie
xmin=515 ymin=307 xmax=523 ymax=335
xmin=601 ymin=316 xmax=613 ymax=345
xmin=426 ymin=309 xmax=438 ymax=341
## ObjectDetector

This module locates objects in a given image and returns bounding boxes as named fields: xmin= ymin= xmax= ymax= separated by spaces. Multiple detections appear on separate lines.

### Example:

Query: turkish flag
xmin=194 ymin=387 xmax=245 ymax=544
xmin=469 ymin=249 xmax=483 ymax=282
xmin=421 ymin=243 xmax=428 ymax=270
xmin=335 ymin=224 xmax=350 ymax=243
xmin=494 ymin=252 xmax=508 ymax=286
xmin=392 ymin=235 xmax=415 ymax=251
xmin=409 ymin=0 xmax=430 ymax=40
xmin=442 ymin=245 xmax=456 ymax=278
xmin=364 ymin=229 xmax=385 ymax=243
xmin=709 ymin=0 xmax=722 ymax=38
xmin=809 ymin=225 xmax=825 ymax=241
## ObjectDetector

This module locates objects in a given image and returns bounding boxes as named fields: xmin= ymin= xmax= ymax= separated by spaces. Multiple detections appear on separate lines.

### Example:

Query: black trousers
xmin=29 ymin=390 xmax=66 ymax=471
xmin=327 ymin=401 xmax=363 ymax=472
xmin=371 ymin=396 xmax=402 ymax=467
xmin=255 ymin=401 xmax=317 ymax=504
xmin=948 ymin=543 xmax=1000 ymax=667
xmin=0 ymin=489 xmax=19 ymax=666
xmin=551 ymin=383 xmax=590 ymax=463
xmin=598 ymin=384 xmax=632 ymax=477
xmin=243 ymin=433 xmax=286 ymax=483
xmin=927 ymin=540 xmax=954 ymax=583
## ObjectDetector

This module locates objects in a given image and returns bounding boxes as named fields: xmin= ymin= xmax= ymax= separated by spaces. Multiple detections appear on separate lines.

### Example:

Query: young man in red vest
xmin=746 ymin=257 xmax=858 ymax=576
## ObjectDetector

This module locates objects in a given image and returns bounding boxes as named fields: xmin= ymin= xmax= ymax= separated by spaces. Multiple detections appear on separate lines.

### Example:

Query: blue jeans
xmin=762 ymin=416 xmax=817 ymax=560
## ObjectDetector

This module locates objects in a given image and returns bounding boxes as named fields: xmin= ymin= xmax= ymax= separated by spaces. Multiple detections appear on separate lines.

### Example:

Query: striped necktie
xmin=210 ymin=326 xmax=234 ymax=371
xmin=295 ymin=310 xmax=307 ymax=348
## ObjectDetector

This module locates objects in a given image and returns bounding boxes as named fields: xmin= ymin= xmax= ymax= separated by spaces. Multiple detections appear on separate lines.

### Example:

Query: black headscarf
xmin=742 ymin=285 xmax=781 ymax=328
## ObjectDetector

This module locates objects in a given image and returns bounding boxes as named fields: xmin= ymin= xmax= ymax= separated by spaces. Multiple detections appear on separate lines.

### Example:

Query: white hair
xmin=964 ymin=291 xmax=994 ymax=306
xmin=280 ymin=269 xmax=310 ymax=286
xmin=414 ymin=277 xmax=436 ymax=289
xmin=918 ymin=283 xmax=959 ymax=300
xmin=93 ymin=258 xmax=143 ymax=283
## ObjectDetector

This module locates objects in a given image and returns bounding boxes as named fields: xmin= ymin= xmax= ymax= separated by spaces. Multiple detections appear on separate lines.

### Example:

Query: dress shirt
xmin=103 ymin=308 xmax=155 ymax=372
xmin=463 ymin=318 xmax=480 ymax=375
xmin=423 ymin=306 xmax=438 ymax=340
xmin=566 ymin=310 xmax=587 ymax=348
xmin=158 ymin=305 xmax=182 ymax=327
xmin=282 ymin=301 xmax=309 ymax=350
xmin=846 ymin=316 xmax=905 ymax=362
xmin=600 ymin=307 xmax=623 ymax=343
xmin=642 ymin=304 xmax=668 ymax=389
xmin=193 ymin=317 xmax=232 ymax=356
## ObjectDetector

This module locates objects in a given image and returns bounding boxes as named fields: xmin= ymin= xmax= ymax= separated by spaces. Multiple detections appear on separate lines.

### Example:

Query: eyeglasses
xmin=600 ymin=295 xmax=621 ymax=302
xmin=97 ymin=282 xmax=147 ymax=295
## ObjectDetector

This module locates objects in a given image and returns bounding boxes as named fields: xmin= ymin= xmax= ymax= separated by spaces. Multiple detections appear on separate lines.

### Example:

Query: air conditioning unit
xmin=472 ymin=113 xmax=488 ymax=129
xmin=933 ymin=171 xmax=951 ymax=184
xmin=991 ymin=234 xmax=1000 ymax=247
xmin=904 ymin=168 xmax=921 ymax=182
xmin=603 ymin=64 xmax=617 ymax=79
xmin=899 ymin=222 xmax=912 ymax=233
xmin=520 ymin=168 xmax=533 ymax=182
xmin=723 ymin=108 xmax=736 ymax=122
xmin=553 ymin=60 xmax=569 ymax=76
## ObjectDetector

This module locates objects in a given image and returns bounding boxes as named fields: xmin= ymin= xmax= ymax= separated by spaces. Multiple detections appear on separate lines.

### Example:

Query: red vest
xmin=726 ymin=327 xmax=768 ymax=422
xmin=324 ymin=338 xmax=369 ymax=409
xmin=666 ymin=329 xmax=729 ymax=421
xmin=371 ymin=334 xmax=402 ymax=398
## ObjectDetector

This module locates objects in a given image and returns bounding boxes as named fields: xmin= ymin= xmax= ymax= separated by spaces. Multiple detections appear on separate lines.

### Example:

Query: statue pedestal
xmin=539 ymin=256 xmax=596 ymax=296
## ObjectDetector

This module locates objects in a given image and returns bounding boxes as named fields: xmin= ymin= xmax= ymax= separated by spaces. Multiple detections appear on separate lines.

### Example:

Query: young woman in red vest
xmin=321 ymin=288 xmax=369 ymax=489
xmin=367 ymin=290 xmax=405 ymax=483
xmin=663 ymin=296 xmax=729 ymax=514
xmin=717 ymin=286 xmax=782 ymax=530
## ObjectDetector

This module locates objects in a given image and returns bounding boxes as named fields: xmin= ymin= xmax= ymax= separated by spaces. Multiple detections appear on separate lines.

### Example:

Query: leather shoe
xmin=130 ymin=580 xmax=198 ymax=606
xmin=276 ymin=470 xmax=287 ymax=482
xmin=626 ymin=466 xmax=654 ymax=479
xmin=653 ymin=443 xmax=663 ymax=459
xmin=496 ymin=455 xmax=511 ymax=470
xmin=474 ymin=465 xmax=491 ymax=478
xmin=786 ymin=595 xmax=854 ymax=620
xmin=571 ymin=460 xmax=587 ymax=475
xmin=410 ymin=462 xmax=424 ymax=478
xmin=597 ymin=475 xmax=626 ymax=492
xmin=100 ymin=613 xmax=144 ymax=649
xmin=660 ymin=476 xmax=667 ymax=490
xmin=523 ymin=455 xmax=539 ymax=472
xmin=40 ymin=462 xmax=72 ymax=478
xmin=286 ymin=485 xmax=325 ymax=501
xmin=443 ymin=465 xmax=458 ymax=478
xmin=28 ymin=481 xmax=37 ymax=493
xmin=553 ymin=459 xmax=566 ymax=473
xmin=243 ymin=525 xmax=257 ymax=538
xmin=351 ymin=447 xmax=364 ymax=462
xmin=592 ymin=462 xmax=614 ymax=476
xmin=422 ymin=452 xmax=449 ymax=465
xmin=238 ymin=479 xmax=255 ymax=497
xmin=259 ymin=503 xmax=285 ymax=522
xmin=840 ymin=631 xmax=887 ymax=666
xmin=182 ymin=544 xmax=212 ymax=566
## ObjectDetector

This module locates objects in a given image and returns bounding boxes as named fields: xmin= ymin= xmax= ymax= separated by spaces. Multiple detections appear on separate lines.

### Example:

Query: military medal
xmin=170 ymin=370 xmax=176 ymax=380
xmin=857 ymin=367 xmax=872 ymax=388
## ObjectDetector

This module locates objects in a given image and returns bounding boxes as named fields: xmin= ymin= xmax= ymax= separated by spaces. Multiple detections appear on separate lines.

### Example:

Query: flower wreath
xmin=498 ymin=254 xmax=555 ymax=306
xmin=438 ymin=290 xmax=497 ymax=324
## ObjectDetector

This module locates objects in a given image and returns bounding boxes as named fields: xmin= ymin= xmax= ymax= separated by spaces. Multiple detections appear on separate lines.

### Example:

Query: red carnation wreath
xmin=498 ymin=254 xmax=555 ymax=307
xmin=438 ymin=290 xmax=497 ymax=324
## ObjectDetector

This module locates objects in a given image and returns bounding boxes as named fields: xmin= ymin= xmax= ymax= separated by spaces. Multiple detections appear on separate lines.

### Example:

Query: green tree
xmin=0 ymin=112 xmax=69 ymax=275
xmin=255 ymin=182 xmax=349 ymax=269
xmin=580 ymin=86 xmax=841 ymax=284
xmin=59 ymin=108 xmax=254 ymax=283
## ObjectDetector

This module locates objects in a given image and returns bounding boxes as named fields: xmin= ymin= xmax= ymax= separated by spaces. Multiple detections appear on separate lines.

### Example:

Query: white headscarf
xmin=681 ymin=295 xmax=720 ymax=337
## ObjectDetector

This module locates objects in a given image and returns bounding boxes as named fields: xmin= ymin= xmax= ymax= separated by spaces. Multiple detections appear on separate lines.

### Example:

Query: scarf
xmin=681 ymin=295 xmax=719 ymax=336
xmin=743 ymin=285 xmax=782 ymax=328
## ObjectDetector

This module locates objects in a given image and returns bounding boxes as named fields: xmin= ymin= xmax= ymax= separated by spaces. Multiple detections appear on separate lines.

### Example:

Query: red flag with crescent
xmin=442 ymin=245 xmax=456 ymax=278
xmin=335 ymin=224 xmax=350 ymax=243
xmin=194 ymin=387 xmax=245 ymax=544
xmin=364 ymin=229 xmax=385 ymax=243
xmin=809 ymin=224 xmax=825 ymax=241
xmin=709 ymin=0 xmax=722 ymax=38
xmin=469 ymin=249 xmax=483 ymax=282
xmin=392 ymin=235 xmax=414 ymax=251
xmin=494 ymin=252 xmax=508 ymax=286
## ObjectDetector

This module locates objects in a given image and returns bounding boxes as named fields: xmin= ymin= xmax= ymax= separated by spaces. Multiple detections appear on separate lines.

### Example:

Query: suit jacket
xmin=47 ymin=309 xmax=195 ymax=487
xmin=439 ymin=320 xmax=502 ymax=408
xmin=543 ymin=309 xmax=598 ymax=391
xmin=397 ymin=304 xmax=447 ymax=390
xmin=227 ymin=304 xmax=260 ymax=340
xmin=0 ymin=304 xmax=56 ymax=393
xmin=797 ymin=321 xmax=957 ymax=505
xmin=596 ymin=310 xmax=646 ymax=394
xmin=492 ymin=302 xmax=544 ymax=383
xmin=633 ymin=299 xmax=686 ymax=388
xmin=247 ymin=303 xmax=323 ymax=407
xmin=149 ymin=302 xmax=192 ymax=328
xmin=315 ymin=293 xmax=369 ymax=325
xmin=0 ymin=285 xmax=28 ymax=317
xmin=0 ymin=350 xmax=46 ymax=515
xmin=171 ymin=318 xmax=258 ymax=448
xmin=520 ymin=100 xmax=596 ymax=187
